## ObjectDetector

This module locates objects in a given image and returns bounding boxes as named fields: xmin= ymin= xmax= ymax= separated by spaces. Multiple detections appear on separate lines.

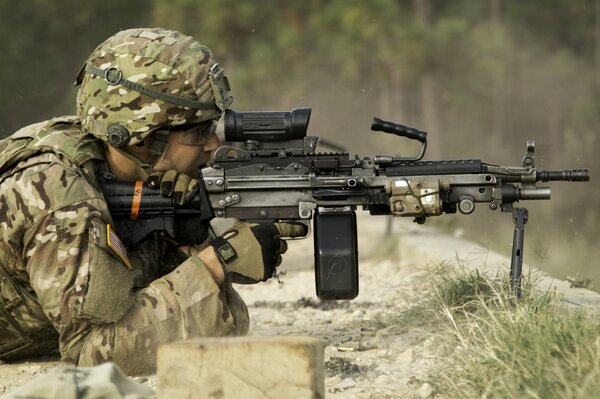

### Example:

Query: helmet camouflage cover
xmin=75 ymin=28 xmax=233 ymax=147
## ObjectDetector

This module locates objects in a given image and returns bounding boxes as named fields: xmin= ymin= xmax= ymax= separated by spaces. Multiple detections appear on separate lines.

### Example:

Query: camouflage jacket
xmin=0 ymin=117 xmax=248 ymax=375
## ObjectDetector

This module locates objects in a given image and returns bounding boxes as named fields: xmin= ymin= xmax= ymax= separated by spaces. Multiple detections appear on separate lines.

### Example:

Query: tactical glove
xmin=147 ymin=169 xmax=199 ymax=206
xmin=209 ymin=221 xmax=308 ymax=284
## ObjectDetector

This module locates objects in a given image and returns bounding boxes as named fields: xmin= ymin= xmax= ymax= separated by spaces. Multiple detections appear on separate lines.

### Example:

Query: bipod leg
xmin=509 ymin=207 xmax=528 ymax=298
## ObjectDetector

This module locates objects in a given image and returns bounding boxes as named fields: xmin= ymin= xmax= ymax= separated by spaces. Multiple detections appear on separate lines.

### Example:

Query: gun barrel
xmin=537 ymin=169 xmax=590 ymax=182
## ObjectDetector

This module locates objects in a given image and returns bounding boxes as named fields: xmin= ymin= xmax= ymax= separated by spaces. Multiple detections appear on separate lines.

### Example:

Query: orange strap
xmin=130 ymin=181 xmax=144 ymax=220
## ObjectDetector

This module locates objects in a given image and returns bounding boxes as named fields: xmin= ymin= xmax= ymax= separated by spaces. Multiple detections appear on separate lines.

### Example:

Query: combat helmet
xmin=75 ymin=28 xmax=233 ymax=151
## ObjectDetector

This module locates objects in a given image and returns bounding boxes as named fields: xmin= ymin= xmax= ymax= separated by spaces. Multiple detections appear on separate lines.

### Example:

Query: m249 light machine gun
xmin=103 ymin=108 xmax=590 ymax=299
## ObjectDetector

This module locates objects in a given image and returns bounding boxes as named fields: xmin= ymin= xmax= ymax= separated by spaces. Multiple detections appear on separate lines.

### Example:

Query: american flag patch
xmin=107 ymin=224 xmax=132 ymax=269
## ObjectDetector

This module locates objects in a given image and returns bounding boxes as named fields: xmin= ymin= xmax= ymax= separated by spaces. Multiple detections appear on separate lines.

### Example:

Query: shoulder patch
xmin=107 ymin=224 xmax=132 ymax=269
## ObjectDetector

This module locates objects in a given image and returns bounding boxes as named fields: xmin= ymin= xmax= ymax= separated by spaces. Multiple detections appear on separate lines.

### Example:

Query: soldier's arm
xmin=23 ymin=163 xmax=248 ymax=375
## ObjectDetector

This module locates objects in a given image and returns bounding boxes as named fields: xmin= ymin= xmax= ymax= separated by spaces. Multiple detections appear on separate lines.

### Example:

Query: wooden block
xmin=157 ymin=336 xmax=324 ymax=399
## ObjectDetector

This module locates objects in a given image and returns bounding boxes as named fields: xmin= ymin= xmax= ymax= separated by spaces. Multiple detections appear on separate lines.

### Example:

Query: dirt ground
xmin=0 ymin=216 xmax=444 ymax=398
xmin=233 ymin=260 xmax=442 ymax=398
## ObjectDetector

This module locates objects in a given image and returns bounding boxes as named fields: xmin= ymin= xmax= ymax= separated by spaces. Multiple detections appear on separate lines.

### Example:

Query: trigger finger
xmin=275 ymin=222 xmax=309 ymax=238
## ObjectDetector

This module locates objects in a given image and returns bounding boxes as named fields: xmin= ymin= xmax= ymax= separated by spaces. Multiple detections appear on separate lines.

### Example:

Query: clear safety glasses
xmin=155 ymin=120 xmax=217 ymax=146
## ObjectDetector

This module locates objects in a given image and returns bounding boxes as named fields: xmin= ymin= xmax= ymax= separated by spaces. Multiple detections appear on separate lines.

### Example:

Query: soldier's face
xmin=152 ymin=129 xmax=222 ymax=178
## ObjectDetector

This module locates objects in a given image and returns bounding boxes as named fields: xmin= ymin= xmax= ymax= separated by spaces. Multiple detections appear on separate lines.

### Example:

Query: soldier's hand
xmin=208 ymin=221 xmax=308 ymax=284
xmin=147 ymin=169 xmax=199 ymax=206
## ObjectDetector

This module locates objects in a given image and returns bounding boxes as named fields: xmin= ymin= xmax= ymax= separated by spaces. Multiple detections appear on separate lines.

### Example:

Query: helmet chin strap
xmin=146 ymin=129 xmax=170 ymax=169
xmin=110 ymin=129 xmax=171 ymax=179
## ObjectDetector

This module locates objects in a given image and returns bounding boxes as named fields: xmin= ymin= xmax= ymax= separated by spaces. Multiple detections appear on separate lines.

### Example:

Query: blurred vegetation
xmin=0 ymin=0 xmax=597 ymax=286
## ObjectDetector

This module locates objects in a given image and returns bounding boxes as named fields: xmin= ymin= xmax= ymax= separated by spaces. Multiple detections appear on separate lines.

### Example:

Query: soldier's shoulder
xmin=0 ymin=151 xmax=106 ymax=227
xmin=1 ymin=116 xmax=103 ymax=173
xmin=9 ymin=116 xmax=82 ymax=141
xmin=0 ymin=116 xmax=107 ymax=228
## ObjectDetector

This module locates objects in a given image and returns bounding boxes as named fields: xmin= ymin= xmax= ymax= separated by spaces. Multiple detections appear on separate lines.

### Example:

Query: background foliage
xmin=1 ymin=0 xmax=598 ymax=286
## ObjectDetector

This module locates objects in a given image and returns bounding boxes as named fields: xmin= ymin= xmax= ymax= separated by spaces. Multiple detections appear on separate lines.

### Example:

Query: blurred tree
xmin=596 ymin=0 xmax=600 ymax=92
xmin=413 ymin=0 xmax=442 ymax=157
xmin=0 ymin=0 xmax=151 ymax=137
xmin=502 ymin=0 xmax=596 ymax=55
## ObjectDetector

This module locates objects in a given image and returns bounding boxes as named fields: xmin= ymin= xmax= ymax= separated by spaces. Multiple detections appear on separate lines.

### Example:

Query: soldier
xmin=0 ymin=28 xmax=305 ymax=375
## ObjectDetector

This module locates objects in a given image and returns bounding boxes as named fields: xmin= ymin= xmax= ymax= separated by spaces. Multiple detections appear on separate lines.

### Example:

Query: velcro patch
xmin=211 ymin=237 xmax=238 ymax=264
xmin=218 ymin=243 xmax=237 ymax=263
xmin=107 ymin=224 xmax=132 ymax=269
xmin=137 ymin=30 xmax=160 ymax=40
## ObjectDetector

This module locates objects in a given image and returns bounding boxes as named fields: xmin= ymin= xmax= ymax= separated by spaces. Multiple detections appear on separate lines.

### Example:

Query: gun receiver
xmin=102 ymin=108 xmax=590 ymax=300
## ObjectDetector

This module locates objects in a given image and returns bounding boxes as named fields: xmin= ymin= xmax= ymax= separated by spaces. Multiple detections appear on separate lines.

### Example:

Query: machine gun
xmin=102 ymin=108 xmax=590 ymax=299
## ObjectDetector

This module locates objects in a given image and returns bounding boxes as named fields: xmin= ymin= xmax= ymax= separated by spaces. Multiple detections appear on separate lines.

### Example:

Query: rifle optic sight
xmin=224 ymin=108 xmax=311 ymax=142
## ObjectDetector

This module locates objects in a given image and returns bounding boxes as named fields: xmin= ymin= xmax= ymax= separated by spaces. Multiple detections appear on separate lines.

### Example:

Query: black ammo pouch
xmin=0 ymin=266 xmax=58 ymax=361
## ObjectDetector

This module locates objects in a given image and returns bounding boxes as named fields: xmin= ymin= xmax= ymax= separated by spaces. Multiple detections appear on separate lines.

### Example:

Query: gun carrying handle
xmin=371 ymin=117 xmax=428 ymax=143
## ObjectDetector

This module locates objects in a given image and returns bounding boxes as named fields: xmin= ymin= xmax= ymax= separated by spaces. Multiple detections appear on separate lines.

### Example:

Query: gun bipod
xmin=501 ymin=204 xmax=528 ymax=299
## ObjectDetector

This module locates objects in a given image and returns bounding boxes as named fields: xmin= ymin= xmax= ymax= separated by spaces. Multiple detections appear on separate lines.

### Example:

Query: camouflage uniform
xmin=0 ymin=29 xmax=249 ymax=376
xmin=1 ymin=362 xmax=156 ymax=399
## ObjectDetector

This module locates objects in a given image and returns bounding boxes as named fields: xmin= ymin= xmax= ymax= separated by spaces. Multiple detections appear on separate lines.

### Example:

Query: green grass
xmin=429 ymin=266 xmax=600 ymax=399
